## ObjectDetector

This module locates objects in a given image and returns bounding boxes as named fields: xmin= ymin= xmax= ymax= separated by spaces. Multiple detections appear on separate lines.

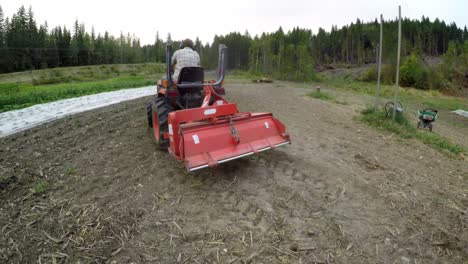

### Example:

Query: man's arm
xmin=171 ymin=51 xmax=178 ymax=71
xmin=196 ymin=52 xmax=201 ymax=66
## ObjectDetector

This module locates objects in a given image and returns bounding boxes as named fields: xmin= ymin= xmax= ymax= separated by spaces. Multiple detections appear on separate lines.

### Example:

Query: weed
xmin=34 ymin=180 xmax=48 ymax=194
xmin=307 ymin=91 xmax=348 ymax=105
xmin=68 ymin=167 xmax=76 ymax=175
xmin=110 ymin=65 xmax=119 ymax=73
xmin=415 ymin=131 xmax=465 ymax=154
xmin=0 ymin=174 xmax=16 ymax=189
xmin=307 ymin=91 xmax=335 ymax=101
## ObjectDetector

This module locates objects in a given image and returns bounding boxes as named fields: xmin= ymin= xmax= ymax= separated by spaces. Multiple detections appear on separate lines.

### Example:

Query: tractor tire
xmin=429 ymin=123 xmax=433 ymax=132
xmin=152 ymin=97 xmax=174 ymax=150
xmin=146 ymin=100 xmax=154 ymax=128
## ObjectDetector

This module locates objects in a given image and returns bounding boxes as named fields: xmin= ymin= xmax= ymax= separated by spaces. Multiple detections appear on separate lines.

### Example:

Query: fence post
xmin=374 ymin=14 xmax=384 ymax=111
xmin=392 ymin=6 xmax=402 ymax=120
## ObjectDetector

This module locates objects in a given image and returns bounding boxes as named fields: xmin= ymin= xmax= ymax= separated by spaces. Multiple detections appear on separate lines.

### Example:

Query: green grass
xmin=33 ymin=180 xmax=48 ymax=194
xmin=0 ymin=63 xmax=164 ymax=112
xmin=67 ymin=167 xmax=76 ymax=175
xmin=225 ymin=70 xmax=265 ymax=84
xmin=307 ymin=91 xmax=334 ymax=100
xmin=416 ymin=131 xmax=465 ymax=154
xmin=229 ymin=71 xmax=466 ymax=111
xmin=321 ymin=77 xmax=467 ymax=111
xmin=360 ymin=107 xmax=465 ymax=155
xmin=307 ymin=91 xmax=348 ymax=105
xmin=0 ymin=63 xmax=164 ymax=84
xmin=0 ymin=75 xmax=155 ymax=112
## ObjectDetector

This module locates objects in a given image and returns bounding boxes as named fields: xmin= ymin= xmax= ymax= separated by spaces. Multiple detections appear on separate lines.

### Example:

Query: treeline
xmin=0 ymin=5 xmax=148 ymax=73
xmin=310 ymin=17 xmax=466 ymax=65
xmin=1 ymin=5 xmax=467 ymax=88
xmin=195 ymin=18 xmax=467 ymax=84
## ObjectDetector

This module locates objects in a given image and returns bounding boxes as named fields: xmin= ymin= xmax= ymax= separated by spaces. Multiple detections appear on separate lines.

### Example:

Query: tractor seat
xmin=177 ymin=67 xmax=204 ymax=86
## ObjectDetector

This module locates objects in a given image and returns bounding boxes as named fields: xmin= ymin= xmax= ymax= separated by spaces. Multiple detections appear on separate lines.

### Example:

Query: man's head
xmin=180 ymin=38 xmax=194 ymax=49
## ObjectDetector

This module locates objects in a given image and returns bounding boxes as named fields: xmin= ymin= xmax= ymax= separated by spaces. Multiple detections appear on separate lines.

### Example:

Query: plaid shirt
xmin=172 ymin=47 xmax=200 ymax=82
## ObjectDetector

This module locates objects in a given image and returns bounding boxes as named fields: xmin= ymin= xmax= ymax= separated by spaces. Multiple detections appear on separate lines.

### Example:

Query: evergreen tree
xmin=0 ymin=5 xmax=5 ymax=47
xmin=0 ymin=3 xmax=466 ymax=90
xmin=0 ymin=5 xmax=6 ymax=72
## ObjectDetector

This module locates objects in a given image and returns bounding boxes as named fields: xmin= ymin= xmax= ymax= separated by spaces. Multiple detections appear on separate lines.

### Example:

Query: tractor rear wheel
xmin=152 ymin=97 xmax=174 ymax=150
xmin=146 ymin=100 xmax=154 ymax=128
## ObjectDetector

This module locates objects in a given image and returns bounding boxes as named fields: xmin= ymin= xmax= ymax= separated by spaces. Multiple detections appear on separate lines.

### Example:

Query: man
xmin=171 ymin=39 xmax=200 ymax=83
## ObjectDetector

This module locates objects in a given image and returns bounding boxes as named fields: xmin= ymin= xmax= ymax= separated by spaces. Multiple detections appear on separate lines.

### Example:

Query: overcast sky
xmin=2 ymin=0 xmax=467 ymax=45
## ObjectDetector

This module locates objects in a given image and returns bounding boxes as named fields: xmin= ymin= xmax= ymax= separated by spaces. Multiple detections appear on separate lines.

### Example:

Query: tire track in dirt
xmin=0 ymin=81 xmax=467 ymax=263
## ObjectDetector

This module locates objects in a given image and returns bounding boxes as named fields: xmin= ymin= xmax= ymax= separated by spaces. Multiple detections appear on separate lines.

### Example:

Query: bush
xmin=427 ymin=68 xmax=448 ymax=90
xmin=358 ymin=64 xmax=395 ymax=85
xmin=110 ymin=65 xmax=119 ymax=73
xmin=382 ymin=64 xmax=396 ymax=84
xmin=358 ymin=54 xmax=450 ymax=91
xmin=360 ymin=107 xmax=414 ymax=138
xmin=399 ymin=53 xmax=429 ymax=90
xmin=359 ymin=66 xmax=378 ymax=82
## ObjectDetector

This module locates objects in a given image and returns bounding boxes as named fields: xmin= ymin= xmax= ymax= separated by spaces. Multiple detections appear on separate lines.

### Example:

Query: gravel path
xmin=0 ymin=86 xmax=156 ymax=137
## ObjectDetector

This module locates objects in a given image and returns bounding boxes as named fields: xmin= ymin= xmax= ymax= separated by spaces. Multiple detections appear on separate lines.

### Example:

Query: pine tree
xmin=0 ymin=5 xmax=6 ymax=72
xmin=0 ymin=5 xmax=5 ymax=47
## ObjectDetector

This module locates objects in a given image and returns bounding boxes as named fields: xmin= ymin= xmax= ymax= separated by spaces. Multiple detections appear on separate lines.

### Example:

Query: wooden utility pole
xmin=392 ymin=6 xmax=402 ymax=120
xmin=263 ymin=41 xmax=267 ymax=74
xmin=255 ymin=48 xmax=259 ymax=73
xmin=374 ymin=14 xmax=384 ymax=110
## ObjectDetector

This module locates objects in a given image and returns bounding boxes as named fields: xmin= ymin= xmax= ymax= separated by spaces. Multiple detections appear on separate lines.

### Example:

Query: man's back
xmin=172 ymin=47 xmax=200 ymax=82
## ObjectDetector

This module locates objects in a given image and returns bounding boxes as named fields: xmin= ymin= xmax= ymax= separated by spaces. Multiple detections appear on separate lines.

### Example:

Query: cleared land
xmin=0 ymin=63 xmax=164 ymax=112
xmin=0 ymin=79 xmax=467 ymax=263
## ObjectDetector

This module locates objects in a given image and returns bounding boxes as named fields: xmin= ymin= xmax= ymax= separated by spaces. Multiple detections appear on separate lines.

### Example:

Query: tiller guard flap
xmin=181 ymin=113 xmax=289 ymax=171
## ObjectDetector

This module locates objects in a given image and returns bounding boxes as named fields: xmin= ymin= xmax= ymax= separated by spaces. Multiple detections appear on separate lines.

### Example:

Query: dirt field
xmin=1 ymin=81 xmax=467 ymax=263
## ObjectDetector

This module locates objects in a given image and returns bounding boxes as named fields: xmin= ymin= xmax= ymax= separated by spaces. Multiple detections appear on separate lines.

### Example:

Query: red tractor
xmin=146 ymin=44 xmax=290 ymax=172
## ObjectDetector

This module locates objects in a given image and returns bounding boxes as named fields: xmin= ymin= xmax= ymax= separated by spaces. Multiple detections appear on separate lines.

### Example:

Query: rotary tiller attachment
xmin=168 ymin=104 xmax=290 ymax=171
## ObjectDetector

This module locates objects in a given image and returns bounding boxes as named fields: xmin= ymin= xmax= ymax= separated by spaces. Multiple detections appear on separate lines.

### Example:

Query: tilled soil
xmin=0 ymin=82 xmax=467 ymax=263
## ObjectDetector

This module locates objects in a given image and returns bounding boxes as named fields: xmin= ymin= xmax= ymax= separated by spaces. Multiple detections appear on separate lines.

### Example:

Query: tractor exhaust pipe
xmin=166 ymin=44 xmax=173 ymax=86
xmin=215 ymin=44 xmax=227 ymax=87
xmin=165 ymin=44 xmax=228 ymax=89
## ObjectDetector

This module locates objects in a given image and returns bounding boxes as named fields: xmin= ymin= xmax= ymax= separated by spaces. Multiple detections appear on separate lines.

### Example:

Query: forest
xmin=1 ymin=5 xmax=467 ymax=90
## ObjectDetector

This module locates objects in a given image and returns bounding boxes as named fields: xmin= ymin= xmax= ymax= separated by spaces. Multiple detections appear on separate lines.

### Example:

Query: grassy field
xmin=359 ymin=107 xmax=465 ymax=155
xmin=228 ymin=70 xmax=466 ymax=111
xmin=307 ymin=90 xmax=348 ymax=105
xmin=0 ymin=63 xmax=164 ymax=112
xmin=319 ymin=77 xmax=467 ymax=111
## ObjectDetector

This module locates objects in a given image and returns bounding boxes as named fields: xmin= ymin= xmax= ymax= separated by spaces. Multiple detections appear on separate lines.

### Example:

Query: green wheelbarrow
xmin=417 ymin=108 xmax=438 ymax=132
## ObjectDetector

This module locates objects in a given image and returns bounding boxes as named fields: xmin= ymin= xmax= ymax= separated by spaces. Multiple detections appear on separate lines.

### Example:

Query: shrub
xmin=382 ymin=64 xmax=396 ymax=84
xmin=399 ymin=53 xmax=429 ymax=90
xmin=359 ymin=66 xmax=378 ymax=82
xmin=110 ymin=65 xmax=119 ymax=73
xmin=427 ymin=68 xmax=448 ymax=90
